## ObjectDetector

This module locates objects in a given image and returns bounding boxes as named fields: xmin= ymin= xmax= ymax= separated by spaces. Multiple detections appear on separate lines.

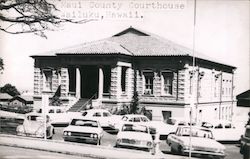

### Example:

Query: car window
xmin=202 ymin=122 xmax=213 ymax=128
xmin=103 ymin=112 xmax=111 ymax=117
xmin=134 ymin=117 xmax=141 ymax=122
xmin=93 ymin=112 xmax=102 ymax=117
xmin=122 ymin=116 xmax=128 ymax=121
xmin=82 ymin=111 xmax=88 ymax=116
xmin=214 ymin=124 xmax=223 ymax=129
xmin=178 ymin=121 xmax=186 ymax=126
xmin=225 ymin=123 xmax=232 ymax=128
xmin=129 ymin=118 xmax=134 ymax=122
xmin=72 ymin=119 xmax=98 ymax=127
xmin=141 ymin=117 xmax=149 ymax=122
xmin=48 ymin=109 xmax=54 ymax=113
xmin=122 ymin=124 xmax=148 ymax=133
xmin=56 ymin=109 xmax=62 ymax=113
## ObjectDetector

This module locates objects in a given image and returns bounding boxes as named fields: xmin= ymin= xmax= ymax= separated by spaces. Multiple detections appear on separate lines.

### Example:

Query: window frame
xmin=161 ymin=71 xmax=174 ymax=96
xmin=142 ymin=70 xmax=154 ymax=95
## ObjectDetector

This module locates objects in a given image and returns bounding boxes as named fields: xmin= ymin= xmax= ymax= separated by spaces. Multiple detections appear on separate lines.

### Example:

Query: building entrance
xmin=81 ymin=66 xmax=99 ymax=99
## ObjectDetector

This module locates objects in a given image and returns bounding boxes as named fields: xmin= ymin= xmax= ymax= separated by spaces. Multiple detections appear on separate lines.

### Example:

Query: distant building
xmin=235 ymin=90 xmax=250 ymax=124
xmin=0 ymin=93 xmax=13 ymax=105
xmin=8 ymin=95 xmax=34 ymax=107
xmin=31 ymin=27 xmax=236 ymax=122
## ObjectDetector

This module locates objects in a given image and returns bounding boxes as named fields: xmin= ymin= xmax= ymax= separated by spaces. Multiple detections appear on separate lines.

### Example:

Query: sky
xmin=0 ymin=0 xmax=249 ymax=95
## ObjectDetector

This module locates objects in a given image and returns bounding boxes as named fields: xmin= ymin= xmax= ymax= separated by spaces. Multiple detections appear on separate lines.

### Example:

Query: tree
xmin=130 ymin=91 xmax=139 ymax=114
xmin=0 ymin=83 xmax=20 ymax=96
xmin=0 ymin=0 xmax=91 ymax=38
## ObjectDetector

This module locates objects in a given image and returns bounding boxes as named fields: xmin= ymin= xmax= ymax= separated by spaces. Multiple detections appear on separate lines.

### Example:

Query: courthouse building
xmin=31 ymin=27 xmax=236 ymax=122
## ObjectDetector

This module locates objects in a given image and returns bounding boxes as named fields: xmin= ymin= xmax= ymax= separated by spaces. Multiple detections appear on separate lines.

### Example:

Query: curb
xmin=0 ymin=134 xmax=169 ymax=159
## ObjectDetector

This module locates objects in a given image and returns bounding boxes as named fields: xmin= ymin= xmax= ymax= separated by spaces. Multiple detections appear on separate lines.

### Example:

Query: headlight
xmin=117 ymin=139 xmax=121 ymax=143
xmin=90 ymin=134 xmax=94 ymax=138
xmin=64 ymin=131 xmax=67 ymax=135
xmin=147 ymin=141 xmax=152 ymax=147
xmin=93 ymin=134 xmax=98 ymax=138
xmin=68 ymin=132 xmax=71 ymax=136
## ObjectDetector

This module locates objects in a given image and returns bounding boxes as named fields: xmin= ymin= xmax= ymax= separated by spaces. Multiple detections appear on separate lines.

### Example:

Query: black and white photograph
xmin=0 ymin=0 xmax=249 ymax=159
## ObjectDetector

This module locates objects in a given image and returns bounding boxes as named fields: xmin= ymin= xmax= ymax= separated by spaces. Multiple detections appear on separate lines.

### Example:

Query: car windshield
xmin=179 ymin=127 xmax=213 ymax=139
xmin=122 ymin=124 xmax=148 ymax=133
xmin=70 ymin=119 xmax=98 ymax=127
xmin=27 ymin=115 xmax=43 ymax=121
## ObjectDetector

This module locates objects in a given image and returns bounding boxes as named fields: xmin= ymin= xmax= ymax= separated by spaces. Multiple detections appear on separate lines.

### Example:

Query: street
xmin=0 ymin=145 xmax=93 ymax=159
xmin=53 ymin=127 xmax=242 ymax=159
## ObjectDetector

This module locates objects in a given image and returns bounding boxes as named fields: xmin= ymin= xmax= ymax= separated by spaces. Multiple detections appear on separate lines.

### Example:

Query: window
xmin=143 ymin=71 xmax=154 ymax=95
xmin=44 ymin=70 xmax=52 ymax=90
xmin=103 ymin=112 xmax=111 ymax=117
xmin=121 ymin=67 xmax=127 ymax=92
xmin=93 ymin=112 xmax=101 ymax=117
xmin=162 ymin=72 xmax=173 ymax=95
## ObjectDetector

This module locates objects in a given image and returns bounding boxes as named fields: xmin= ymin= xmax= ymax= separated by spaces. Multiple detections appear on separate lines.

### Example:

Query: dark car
xmin=240 ymin=125 xmax=250 ymax=159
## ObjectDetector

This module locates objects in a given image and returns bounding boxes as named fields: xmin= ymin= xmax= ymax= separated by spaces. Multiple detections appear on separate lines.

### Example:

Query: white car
xmin=16 ymin=112 xmax=54 ymax=139
xmin=116 ymin=123 xmax=154 ymax=152
xmin=165 ymin=117 xmax=196 ymax=134
xmin=201 ymin=120 xmax=244 ymax=142
xmin=167 ymin=126 xmax=225 ymax=158
xmin=114 ymin=114 xmax=169 ymax=140
xmin=47 ymin=107 xmax=71 ymax=126
xmin=79 ymin=109 xmax=121 ymax=132
xmin=63 ymin=118 xmax=104 ymax=145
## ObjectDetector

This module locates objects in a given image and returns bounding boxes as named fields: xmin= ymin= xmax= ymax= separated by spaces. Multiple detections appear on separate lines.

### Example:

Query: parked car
xmin=47 ymin=107 xmax=71 ymax=126
xmin=240 ymin=125 xmax=250 ymax=158
xmin=201 ymin=120 xmax=244 ymax=142
xmin=167 ymin=126 xmax=225 ymax=158
xmin=114 ymin=114 xmax=169 ymax=140
xmin=115 ymin=123 xmax=154 ymax=152
xmin=165 ymin=117 xmax=196 ymax=134
xmin=79 ymin=109 xmax=121 ymax=132
xmin=63 ymin=118 xmax=104 ymax=145
xmin=16 ymin=112 xmax=54 ymax=139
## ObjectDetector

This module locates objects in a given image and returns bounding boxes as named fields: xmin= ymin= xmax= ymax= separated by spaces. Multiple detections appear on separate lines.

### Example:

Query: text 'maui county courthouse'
xmin=31 ymin=27 xmax=236 ymax=122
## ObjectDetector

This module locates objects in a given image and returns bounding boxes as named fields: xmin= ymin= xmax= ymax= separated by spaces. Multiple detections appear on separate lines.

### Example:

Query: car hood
xmin=117 ymin=131 xmax=152 ymax=141
xmin=64 ymin=125 xmax=102 ymax=134
xmin=23 ymin=121 xmax=44 ymax=133
xmin=179 ymin=136 xmax=225 ymax=150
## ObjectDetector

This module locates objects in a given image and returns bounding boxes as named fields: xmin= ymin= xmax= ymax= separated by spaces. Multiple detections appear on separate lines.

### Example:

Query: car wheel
xmin=170 ymin=146 xmax=177 ymax=154
xmin=178 ymin=145 xmax=184 ymax=155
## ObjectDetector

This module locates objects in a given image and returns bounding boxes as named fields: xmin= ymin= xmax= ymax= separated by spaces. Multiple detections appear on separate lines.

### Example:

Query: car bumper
xmin=182 ymin=148 xmax=225 ymax=157
xmin=63 ymin=136 xmax=99 ymax=143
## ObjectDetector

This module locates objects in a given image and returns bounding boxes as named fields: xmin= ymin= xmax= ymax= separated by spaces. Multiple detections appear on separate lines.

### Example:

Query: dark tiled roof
xmin=32 ymin=27 xmax=234 ymax=67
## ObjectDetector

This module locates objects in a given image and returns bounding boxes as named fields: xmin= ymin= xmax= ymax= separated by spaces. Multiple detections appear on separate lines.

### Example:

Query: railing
xmin=76 ymin=93 xmax=97 ymax=112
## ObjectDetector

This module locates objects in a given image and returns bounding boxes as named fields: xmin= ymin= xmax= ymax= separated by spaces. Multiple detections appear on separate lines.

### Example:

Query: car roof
xmin=123 ymin=114 xmax=148 ymax=118
xmin=81 ymin=109 xmax=110 ymax=113
xmin=178 ymin=125 xmax=211 ymax=131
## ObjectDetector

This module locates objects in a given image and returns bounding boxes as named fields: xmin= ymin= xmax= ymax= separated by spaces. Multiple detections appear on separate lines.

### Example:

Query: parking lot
xmin=52 ymin=127 xmax=241 ymax=159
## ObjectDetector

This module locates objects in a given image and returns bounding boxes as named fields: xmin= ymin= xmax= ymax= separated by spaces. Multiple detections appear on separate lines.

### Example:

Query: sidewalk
xmin=0 ymin=134 xmax=188 ymax=159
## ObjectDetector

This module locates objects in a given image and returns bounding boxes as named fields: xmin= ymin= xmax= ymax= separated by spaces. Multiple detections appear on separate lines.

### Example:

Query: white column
xmin=98 ymin=67 xmax=104 ymax=100
xmin=42 ymin=90 xmax=50 ymax=140
xmin=76 ymin=67 xmax=81 ymax=99
xmin=116 ymin=66 xmax=122 ymax=99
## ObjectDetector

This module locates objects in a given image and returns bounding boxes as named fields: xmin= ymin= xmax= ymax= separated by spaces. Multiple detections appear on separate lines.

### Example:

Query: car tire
xmin=170 ymin=146 xmax=177 ymax=154
xmin=178 ymin=145 xmax=184 ymax=155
